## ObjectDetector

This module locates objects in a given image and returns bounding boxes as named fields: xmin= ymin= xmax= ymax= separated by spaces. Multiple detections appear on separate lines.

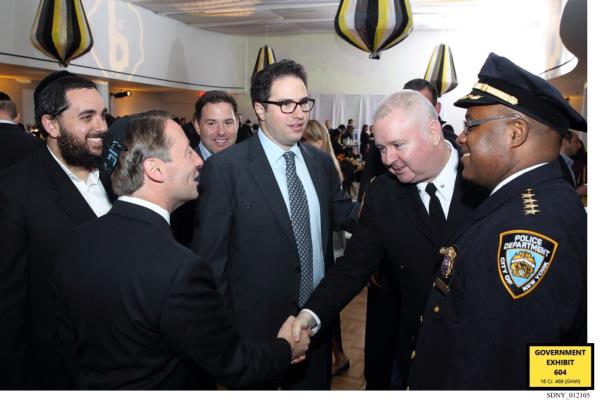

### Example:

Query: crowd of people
xmin=0 ymin=52 xmax=587 ymax=390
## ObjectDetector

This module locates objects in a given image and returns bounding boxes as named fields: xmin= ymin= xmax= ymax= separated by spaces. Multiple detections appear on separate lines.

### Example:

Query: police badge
xmin=497 ymin=230 xmax=558 ymax=299
xmin=435 ymin=246 xmax=457 ymax=295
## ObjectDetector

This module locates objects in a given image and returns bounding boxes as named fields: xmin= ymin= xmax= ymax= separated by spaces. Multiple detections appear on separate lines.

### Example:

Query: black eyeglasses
xmin=463 ymin=114 xmax=521 ymax=133
xmin=261 ymin=98 xmax=315 ymax=114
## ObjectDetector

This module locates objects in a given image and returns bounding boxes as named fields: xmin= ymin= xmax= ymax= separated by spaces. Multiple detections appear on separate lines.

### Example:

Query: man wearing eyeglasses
xmin=192 ymin=60 xmax=353 ymax=389
xmin=0 ymin=71 xmax=112 ymax=389
xmin=406 ymin=53 xmax=587 ymax=389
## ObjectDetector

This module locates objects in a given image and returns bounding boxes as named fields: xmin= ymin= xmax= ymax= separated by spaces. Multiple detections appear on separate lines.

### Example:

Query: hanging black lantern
xmin=334 ymin=0 xmax=413 ymax=59
xmin=252 ymin=45 xmax=277 ymax=76
xmin=30 ymin=0 xmax=94 ymax=67
xmin=424 ymin=44 xmax=458 ymax=95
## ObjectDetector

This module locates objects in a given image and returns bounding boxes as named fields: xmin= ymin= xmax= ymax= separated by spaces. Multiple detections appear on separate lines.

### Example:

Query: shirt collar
xmin=416 ymin=140 xmax=458 ymax=201
xmin=491 ymin=162 xmax=548 ymax=195
xmin=118 ymin=195 xmax=171 ymax=224
xmin=198 ymin=142 xmax=212 ymax=160
xmin=47 ymin=145 xmax=100 ymax=185
xmin=560 ymin=152 xmax=574 ymax=167
xmin=0 ymin=119 xmax=16 ymax=125
xmin=258 ymin=127 xmax=303 ymax=165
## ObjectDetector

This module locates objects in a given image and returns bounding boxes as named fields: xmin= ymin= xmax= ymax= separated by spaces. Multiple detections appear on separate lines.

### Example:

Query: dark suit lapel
xmin=299 ymin=143 xmax=329 ymax=252
xmin=42 ymin=148 xmax=98 ymax=224
xmin=246 ymin=136 xmax=298 ymax=254
xmin=389 ymin=178 xmax=440 ymax=246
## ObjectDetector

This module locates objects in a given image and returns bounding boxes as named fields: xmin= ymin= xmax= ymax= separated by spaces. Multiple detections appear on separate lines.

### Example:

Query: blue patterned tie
xmin=283 ymin=151 xmax=313 ymax=306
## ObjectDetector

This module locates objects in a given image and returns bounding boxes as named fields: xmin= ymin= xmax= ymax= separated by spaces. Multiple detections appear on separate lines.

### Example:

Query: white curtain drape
xmin=310 ymin=93 xmax=386 ymax=130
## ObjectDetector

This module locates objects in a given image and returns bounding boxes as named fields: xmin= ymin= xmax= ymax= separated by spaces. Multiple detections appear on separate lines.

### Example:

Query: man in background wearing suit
xmin=171 ymin=91 xmax=239 ymax=246
xmin=53 ymin=110 xmax=309 ymax=389
xmin=192 ymin=60 xmax=352 ymax=389
xmin=292 ymin=89 xmax=487 ymax=389
xmin=0 ymin=91 xmax=42 ymax=171
xmin=0 ymin=71 xmax=112 ymax=389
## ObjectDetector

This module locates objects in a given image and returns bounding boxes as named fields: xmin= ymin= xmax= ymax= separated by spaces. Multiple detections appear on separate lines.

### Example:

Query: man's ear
xmin=435 ymin=102 xmax=441 ymax=115
xmin=193 ymin=119 xmax=201 ymax=137
xmin=143 ymin=157 xmax=166 ymax=183
xmin=428 ymin=119 xmax=443 ymax=145
xmin=509 ymin=117 xmax=529 ymax=148
xmin=14 ymin=112 xmax=21 ymax=124
xmin=254 ymin=102 xmax=266 ymax=122
xmin=41 ymin=114 xmax=60 ymax=139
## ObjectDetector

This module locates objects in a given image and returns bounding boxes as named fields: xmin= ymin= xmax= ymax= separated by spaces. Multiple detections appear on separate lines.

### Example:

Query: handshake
xmin=276 ymin=311 xmax=318 ymax=364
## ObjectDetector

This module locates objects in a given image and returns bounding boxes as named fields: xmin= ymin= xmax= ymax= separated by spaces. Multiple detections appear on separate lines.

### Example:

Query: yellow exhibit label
xmin=529 ymin=345 xmax=593 ymax=389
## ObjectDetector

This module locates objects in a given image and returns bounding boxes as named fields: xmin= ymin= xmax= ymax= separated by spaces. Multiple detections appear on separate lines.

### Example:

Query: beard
xmin=57 ymin=125 xmax=106 ymax=170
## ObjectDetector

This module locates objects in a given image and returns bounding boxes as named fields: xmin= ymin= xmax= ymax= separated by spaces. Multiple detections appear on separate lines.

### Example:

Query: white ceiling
xmin=120 ymin=0 xmax=487 ymax=35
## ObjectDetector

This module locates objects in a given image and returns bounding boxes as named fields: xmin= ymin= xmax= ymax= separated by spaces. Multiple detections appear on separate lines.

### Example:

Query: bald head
xmin=374 ymin=90 xmax=438 ymax=134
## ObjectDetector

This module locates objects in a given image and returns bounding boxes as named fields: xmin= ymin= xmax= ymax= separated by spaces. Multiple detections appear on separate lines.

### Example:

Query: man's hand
xmin=291 ymin=310 xmax=316 ymax=342
xmin=277 ymin=316 xmax=311 ymax=364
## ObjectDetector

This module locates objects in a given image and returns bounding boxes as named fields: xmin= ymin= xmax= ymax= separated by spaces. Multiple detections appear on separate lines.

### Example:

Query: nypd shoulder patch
xmin=497 ymin=230 xmax=558 ymax=299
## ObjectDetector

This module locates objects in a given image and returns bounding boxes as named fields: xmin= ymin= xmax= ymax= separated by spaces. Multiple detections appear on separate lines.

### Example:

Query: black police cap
xmin=34 ymin=70 xmax=76 ymax=103
xmin=0 ymin=91 xmax=11 ymax=101
xmin=454 ymin=53 xmax=586 ymax=135
xmin=100 ymin=116 xmax=130 ymax=178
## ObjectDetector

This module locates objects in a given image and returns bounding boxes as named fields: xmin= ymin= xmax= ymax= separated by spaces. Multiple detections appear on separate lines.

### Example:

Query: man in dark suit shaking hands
xmin=53 ymin=111 xmax=309 ymax=389
xmin=192 ymin=60 xmax=352 ymax=389
xmin=292 ymin=89 xmax=487 ymax=388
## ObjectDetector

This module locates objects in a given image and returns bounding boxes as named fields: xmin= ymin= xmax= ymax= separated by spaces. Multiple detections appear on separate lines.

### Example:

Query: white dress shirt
xmin=416 ymin=140 xmax=458 ymax=218
xmin=47 ymin=146 xmax=112 ymax=217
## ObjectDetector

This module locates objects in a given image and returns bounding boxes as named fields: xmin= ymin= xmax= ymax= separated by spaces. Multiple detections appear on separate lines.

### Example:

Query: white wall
xmin=0 ymin=0 xmax=248 ymax=91
xmin=244 ymin=25 xmax=548 ymax=132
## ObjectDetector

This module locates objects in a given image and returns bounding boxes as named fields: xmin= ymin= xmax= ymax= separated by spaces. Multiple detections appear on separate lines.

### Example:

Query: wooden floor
xmin=331 ymin=288 xmax=367 ymax=390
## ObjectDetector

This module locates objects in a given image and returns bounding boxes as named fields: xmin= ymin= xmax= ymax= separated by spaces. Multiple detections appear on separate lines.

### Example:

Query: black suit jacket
xmin=0 ymin=123 xmax=43 ymax=171
xmin=304 ymin=167 xmax=488 ymax=386
xmin=192 ymin=134 xmax=352 ymax=388
xmin=0 ymin=148 xmax=105 ymax=389
xmin=52 ymin=201 xmax=290 ymax=389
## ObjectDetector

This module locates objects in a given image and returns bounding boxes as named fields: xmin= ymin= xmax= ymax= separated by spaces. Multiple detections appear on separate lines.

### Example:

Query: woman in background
xmin=302 ymin=120 xmax=350 ymax=377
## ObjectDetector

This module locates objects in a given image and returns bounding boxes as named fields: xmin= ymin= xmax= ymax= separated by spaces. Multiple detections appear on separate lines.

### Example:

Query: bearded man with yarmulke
xmin=0 ymin=71 xmax=112 ymax=389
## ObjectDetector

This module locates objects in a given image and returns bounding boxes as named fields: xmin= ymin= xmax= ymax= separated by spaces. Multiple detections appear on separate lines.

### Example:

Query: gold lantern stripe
xmin=335 ymin=0 xmax=413 ymax=59
xmin=336 ymin=0 xmax=369 ymax=52
xmin=424 ymin=44 xmax=459 ymax=95
xmin=379 ymin=0 xmax=413 ymax=50
xmin=30 ymin=0 xmax=94 ymax=67
xmin=252 ymin=45 xmax=277 ymax=76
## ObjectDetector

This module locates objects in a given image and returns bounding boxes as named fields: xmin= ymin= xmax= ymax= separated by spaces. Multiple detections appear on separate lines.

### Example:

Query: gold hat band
xmin=473 ymin=82 xmax=519 ymax=105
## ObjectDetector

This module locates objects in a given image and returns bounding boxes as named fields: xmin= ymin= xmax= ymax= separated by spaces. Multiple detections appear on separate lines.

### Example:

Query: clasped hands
xmin=276 ymin=311 xmax=317 ymax=364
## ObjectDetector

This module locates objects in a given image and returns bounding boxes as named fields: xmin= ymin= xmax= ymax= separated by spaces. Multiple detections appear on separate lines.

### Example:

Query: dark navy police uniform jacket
xmin=409 ymin=161 xmax=587 ymax=390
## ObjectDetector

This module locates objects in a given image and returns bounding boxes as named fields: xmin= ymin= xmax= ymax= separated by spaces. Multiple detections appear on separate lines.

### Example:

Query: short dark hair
xmin=403 ymin=78 xmax=438 ymax=106
xmin=34 ymin=74 xmax=97 ymax=137
xmin=250 ymin=59 xmax=308 ymax=106
xmin=0 ymin=99 xmax=18 ymax=119
xmin=112 ymin=110 xmax=172 ymax=196
xmin=193 ymin=90 xmax=238 ymax=122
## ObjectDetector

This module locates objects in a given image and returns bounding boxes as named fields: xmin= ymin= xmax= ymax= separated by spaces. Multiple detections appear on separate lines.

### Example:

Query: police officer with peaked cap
xmin=408 ymin=53 xmax=587 ymax=390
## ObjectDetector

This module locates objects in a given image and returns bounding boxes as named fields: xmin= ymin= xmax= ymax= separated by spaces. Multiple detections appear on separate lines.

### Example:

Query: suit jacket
xmin=0 ymin=147 xmax=104 ymax=389
xmin=52 ymin=200 xmax=290 ymax=389
xmin=192 ymin=134 xmax=352 ymax=388
xmin=304 ymin=168 xmax=488 ymax=387
xmin=0 ymin=122 xmax=43 ymax=171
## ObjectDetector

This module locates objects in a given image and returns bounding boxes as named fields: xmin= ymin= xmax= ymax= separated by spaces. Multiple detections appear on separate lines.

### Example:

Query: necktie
xmin=425 ymin=183 xmax=446 ymax=235
xmin=283 ymin=151 xmax=313 ymax=306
